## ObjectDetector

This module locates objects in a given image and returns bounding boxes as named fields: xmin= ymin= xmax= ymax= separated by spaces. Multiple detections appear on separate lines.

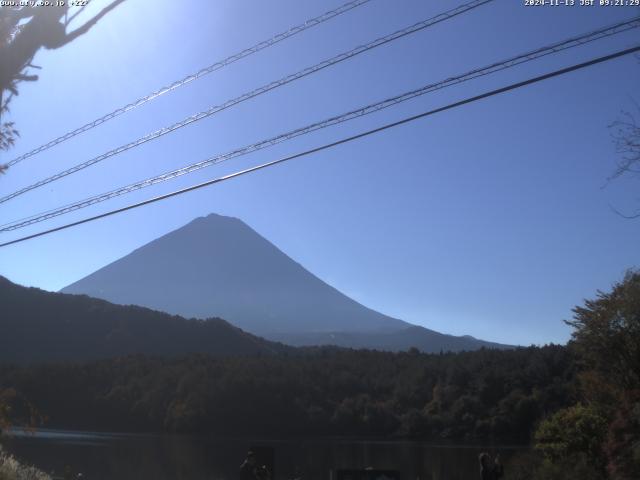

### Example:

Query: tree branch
xmin=57 ymin=0 xmax=126 ymax=47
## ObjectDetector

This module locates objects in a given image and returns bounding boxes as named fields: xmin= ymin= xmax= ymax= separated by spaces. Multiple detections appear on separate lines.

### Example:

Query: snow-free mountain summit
xmin=62 ymin=214 xmax=510 ymax=352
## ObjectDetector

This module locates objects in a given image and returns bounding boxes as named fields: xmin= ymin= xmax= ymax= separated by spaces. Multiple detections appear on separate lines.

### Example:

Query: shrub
xmin=0 ymin=446 xmax=50 ymax=480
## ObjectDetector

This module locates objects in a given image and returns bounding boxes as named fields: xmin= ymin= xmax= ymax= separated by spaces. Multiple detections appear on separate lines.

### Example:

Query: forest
xmin=0 ymin=275 xmax=288 ymax=363
xmin=0 ymin=271 xmax=638 ymax=479
xmin=0 ymin=345 xmax=573 ymax=440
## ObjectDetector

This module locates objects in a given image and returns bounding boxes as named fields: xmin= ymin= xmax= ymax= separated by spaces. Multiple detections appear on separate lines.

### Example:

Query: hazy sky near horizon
xmin=0 ymin=0 xmax=638 ymax=346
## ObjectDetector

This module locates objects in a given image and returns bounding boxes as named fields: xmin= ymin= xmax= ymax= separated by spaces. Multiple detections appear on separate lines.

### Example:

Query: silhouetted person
xmin=240 ymin=450 xmax=271 ymax=480
xmin=63 ymin=465 xmax=73 ymax=480
xmin=291 ymin=465 xmax=303 ymax=480
xmin=479 ymin=452 xmax=503 ymax=480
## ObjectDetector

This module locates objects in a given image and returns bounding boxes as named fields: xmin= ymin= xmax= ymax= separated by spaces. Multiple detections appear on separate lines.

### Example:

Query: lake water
xmin=2 ymin=429 xmax=526 ymax=480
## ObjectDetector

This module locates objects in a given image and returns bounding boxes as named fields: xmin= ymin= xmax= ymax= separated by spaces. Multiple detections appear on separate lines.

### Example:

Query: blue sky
xmin=0 ymin=0 xmax=638 ymax=346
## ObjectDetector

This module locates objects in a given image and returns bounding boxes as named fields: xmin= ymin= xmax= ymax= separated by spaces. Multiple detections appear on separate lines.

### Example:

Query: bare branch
xmin=608 ymin=105 xmax=640 ymax=182
xmin=58 ymin=0 xmax=126 ymax=47
xmin=65 ymin=4 xmax=89 ymax=27
xmin=609 ymin=203 xmax=640 ymax=219
xmin=0 ymin=2 xmax=125 ymax=156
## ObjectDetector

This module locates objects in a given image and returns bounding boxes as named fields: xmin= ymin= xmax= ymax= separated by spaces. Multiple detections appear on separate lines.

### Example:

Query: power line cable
xmin=0 ymin=0 xmax=495 ymax=204
xmin=1 ymin=17 xmax=637 ymax=231
xmin=2 ymin=0 xmax=373 ymax=169
xmin=1 ymin=44 xmax=638 ymax=248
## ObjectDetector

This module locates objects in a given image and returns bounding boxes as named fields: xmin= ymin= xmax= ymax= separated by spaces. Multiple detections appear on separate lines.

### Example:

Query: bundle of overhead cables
xmin=1 ymin=0 xmax=638 ymax=247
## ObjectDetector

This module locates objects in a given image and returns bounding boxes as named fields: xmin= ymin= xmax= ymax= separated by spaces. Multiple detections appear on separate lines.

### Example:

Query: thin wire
xmin=2 ymin=17 xmax=637 ymax=232
xmin=0 ymin=0 xmax=495 ymax=204
xmin=1 ymin=44 xmax=637 ymax=249
xmin=3 ymin=0 xmax=373 ymax=168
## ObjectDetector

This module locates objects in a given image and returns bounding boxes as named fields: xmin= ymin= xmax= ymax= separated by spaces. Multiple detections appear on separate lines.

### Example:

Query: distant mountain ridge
xmin=61 ymin=213 xmax=513 ymax=352
xmin=0 ymin=275 xmax=285 ymax=363
xmin=271 ymin=327 xmax=510 ymax=352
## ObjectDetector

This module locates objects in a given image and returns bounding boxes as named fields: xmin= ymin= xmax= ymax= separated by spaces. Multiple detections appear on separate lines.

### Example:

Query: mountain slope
xmin=62 ymin=214 xmax=410 ymax=335
xmin=0 ymin=276 xmax=284 ymax=363
xmin=61 ymin=214 xmax=512 ymax=352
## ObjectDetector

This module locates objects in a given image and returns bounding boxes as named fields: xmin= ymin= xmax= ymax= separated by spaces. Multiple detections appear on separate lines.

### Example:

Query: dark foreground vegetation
xmin=0 ymin=345 xmax=573 ymax=440
xmin=0 ymin=271 xmax=638 ymax=479
xmin=0 ymin=445 xmax=50 ymax=480
xmin=0 ymin=275 xmax=288 ymax=363
xmin=511 ymin=271 xmax=640 ymax=480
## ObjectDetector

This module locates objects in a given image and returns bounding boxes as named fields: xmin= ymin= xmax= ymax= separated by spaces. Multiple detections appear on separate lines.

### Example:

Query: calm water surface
xmin=3 ymin=429 xmax=526 ymax=480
